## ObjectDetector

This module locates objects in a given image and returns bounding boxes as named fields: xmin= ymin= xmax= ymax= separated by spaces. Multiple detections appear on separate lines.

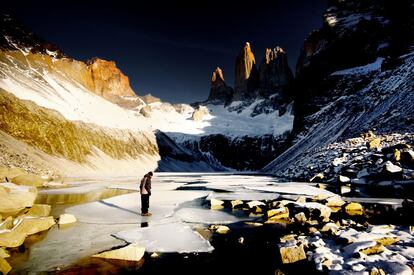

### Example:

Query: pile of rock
xmin=0 ymin=169 xmax=76 ymax=274
xmin=281 ymin=132 xmax=413 ymax=195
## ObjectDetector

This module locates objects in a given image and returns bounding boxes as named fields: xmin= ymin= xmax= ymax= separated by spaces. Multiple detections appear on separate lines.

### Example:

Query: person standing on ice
xmin=140 ymin=171 xmax=153 ymax=216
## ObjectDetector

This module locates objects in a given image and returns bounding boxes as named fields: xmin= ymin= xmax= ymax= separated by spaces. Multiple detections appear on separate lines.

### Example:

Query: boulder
xmin=209 ymin=225 xmax=230 ymax=234
xmin=279 ymin=242 xmax=306 ymax=264
xmin=0 ymin=258 xmax=12 ymax=275
xmin=375 ymin=236 xmax=400 ymax=246
xmin=13 ymin=216 xmax=55 ymax=235
xmin=231 ymin=200 xmax=243 ymax=209
xmin=321 ymin=222 xmax=339 ymax=234
xmin=298 ymin=202 xmax=331 ymax=222
xmin=92 ymin=243 xmax=145 ymax=262
xmin=294 ymin=212 xmax=307 ymax=223
xmin=368 ymin=138 xmax=381 ymax=149
xmin=247 ymin=200 xmax=265 ymax=214
xmin=360 ymin=243 xmax=385 ymax=255
xmin=0 ymin=230 xmax=27 ymax=247
xmin=26 ymin=204 xmax=51 ymax=217
xmin=268 ymin=207 xmax=289 ymax=221
xmin=58 ymin=214 xmax=77 ymax=225
xmin=10 ymin=173 xmax=44 ymax=187
xmin=384 ymin=161 xmax=403 ymax=173
xmin=345 ymin=202 xmax=364 ymax=216
xmin=394 ymin=149 xmax=401 ymax=162
xmin=0 ymin=183 xmax=38 ymax=215
xmin=210 ymin=199 xmax=224 ymax=210
xmin=325 ymin=196 xmax=346 ymax=207
xmin=0 ymin=167 xmax=26 ymax=182
xmin=370 ymin=267 xmax=386 ymax=275
xmin=339 ymin=175 xmax=350 ymax=183
xmin=247 ymin=200 xmax=265 ymax=208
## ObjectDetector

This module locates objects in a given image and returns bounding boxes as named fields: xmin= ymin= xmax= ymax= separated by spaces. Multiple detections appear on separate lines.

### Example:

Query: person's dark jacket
xmin=140 ymin=174 xmax=152 ymax=195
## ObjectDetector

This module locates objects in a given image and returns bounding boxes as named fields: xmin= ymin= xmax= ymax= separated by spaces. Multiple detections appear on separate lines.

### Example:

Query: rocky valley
xmin=1 ymin=0 xmax=414 ymax=274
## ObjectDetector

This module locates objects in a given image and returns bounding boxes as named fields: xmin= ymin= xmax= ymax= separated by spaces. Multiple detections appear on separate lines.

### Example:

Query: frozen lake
xmin=13 ymin=173 xmax=340 ymax=273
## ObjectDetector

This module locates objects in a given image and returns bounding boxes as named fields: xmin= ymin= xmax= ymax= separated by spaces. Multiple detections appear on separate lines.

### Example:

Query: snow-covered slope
xmin=0 ymin=51 xmax=150 ymax=131
xmin=264 ymin=50 xmax=414 ymax=177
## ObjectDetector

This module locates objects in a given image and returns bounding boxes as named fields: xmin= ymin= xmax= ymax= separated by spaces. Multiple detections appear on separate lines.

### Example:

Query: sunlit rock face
xmin=0 ymin=90 xmax=158 ymax=173
xmin=233 ymin=42 xmax=259 ymax=100
xmin=258 ymin=46 xmax=293 ymax=101
xmin=207 ymin=67 xmax=233 ymax=103
xmin=85 ymin=58 xmax=135 ymax=98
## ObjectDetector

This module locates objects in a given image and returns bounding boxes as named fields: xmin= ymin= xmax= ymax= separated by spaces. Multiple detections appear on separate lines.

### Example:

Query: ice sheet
xmin=114 ymin=222 xmax=214 ymax=253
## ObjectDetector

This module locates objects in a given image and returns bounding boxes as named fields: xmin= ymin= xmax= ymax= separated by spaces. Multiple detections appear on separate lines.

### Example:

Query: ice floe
xmin=114 ymin=222 xmax=214 ymax=253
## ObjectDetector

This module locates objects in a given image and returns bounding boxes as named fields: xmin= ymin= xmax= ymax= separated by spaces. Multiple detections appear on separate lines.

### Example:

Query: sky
xmin=3 ymin=0 xmax=327 ymax=103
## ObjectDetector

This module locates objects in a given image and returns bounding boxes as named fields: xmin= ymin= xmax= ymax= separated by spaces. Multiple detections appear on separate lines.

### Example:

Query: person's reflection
xmin=141 ymin=222 xmax=149 ymax=228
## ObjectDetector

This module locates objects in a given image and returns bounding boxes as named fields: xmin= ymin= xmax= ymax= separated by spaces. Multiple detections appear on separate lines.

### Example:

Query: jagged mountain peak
xmin=264 ymin=46 xmax=286 ymax=64
xmin=208 ymin=66 xmax=233 ymax=103
xmin=211 ymin=67 xmax=224 ymax=86
xmin=233 ymin=41 xmax=258 ymax=100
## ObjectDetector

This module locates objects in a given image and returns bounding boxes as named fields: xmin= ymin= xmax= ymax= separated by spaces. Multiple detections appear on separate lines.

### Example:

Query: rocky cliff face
xmin=258 ymin=46 xmax=293 ymax=103
xmin=207 ymin=67 xmax=233 ymax=103
xmin=293 ymin=0 xmax=414 ymax=132
xmin=264 ymin=0 xmax=414 ymax=178
xmin=233 ymin=42 xmax=259 ymax=100
xmin=85 ymin=58 xmax=136 ymax=98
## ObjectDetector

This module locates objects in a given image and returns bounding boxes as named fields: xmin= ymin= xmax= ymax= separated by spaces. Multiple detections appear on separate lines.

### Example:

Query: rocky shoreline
xmin=1 ymin=173 xmax=414 ymax=274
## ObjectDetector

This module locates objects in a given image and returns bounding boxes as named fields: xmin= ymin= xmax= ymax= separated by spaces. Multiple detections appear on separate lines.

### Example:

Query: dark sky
xmin=3 ymin=0 xmax=327 ymax=103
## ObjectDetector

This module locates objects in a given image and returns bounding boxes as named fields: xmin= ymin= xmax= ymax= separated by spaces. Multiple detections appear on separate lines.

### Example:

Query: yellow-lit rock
xmin=10 ymin=173 xmax=44 ymax=187
xmin=92 ymin=243 xmax=145 ymax=262
xmin=267 ymin=207 xmax=289 ymax=221
xmin=26 ymin=204 xmax=51 ymax=217
xmin=368 ymin=138 xmax=381 ymax=149
xmin=210 ymin=199 xmax=224 ymax=210
xmin=279 ymin=243 xmax=306 ymax=264
xmin=375 ymin=236 xmax=400 ymax=246
xmin=231 ymin=200 xmax=243 ymax=208
xmin=209 ymin=225 xmax=230 ymax=234
xmin=345 ymin=202 xmax=364 ymax=216
xmin=0 ymin=230 xmax=27 ymax=248
xmin=13 ymin=216 xmax=55 ymax=236
xmin=58 ymin=214 xmax=77 ymax=225
xmin=0 ymin=167 xmax=26 ymax=182
xmin=0 ymin=183 xmax=37 ymax=215
xmin=0 ymin=258 xmax=12 ymax=275
xmin=360 ymin=243 xmax=385 ymax=255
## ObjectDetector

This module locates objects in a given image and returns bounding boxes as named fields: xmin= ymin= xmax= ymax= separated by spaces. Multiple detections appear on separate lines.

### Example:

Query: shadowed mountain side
xmin=154 ymin=130 xmax=225 ymax=172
